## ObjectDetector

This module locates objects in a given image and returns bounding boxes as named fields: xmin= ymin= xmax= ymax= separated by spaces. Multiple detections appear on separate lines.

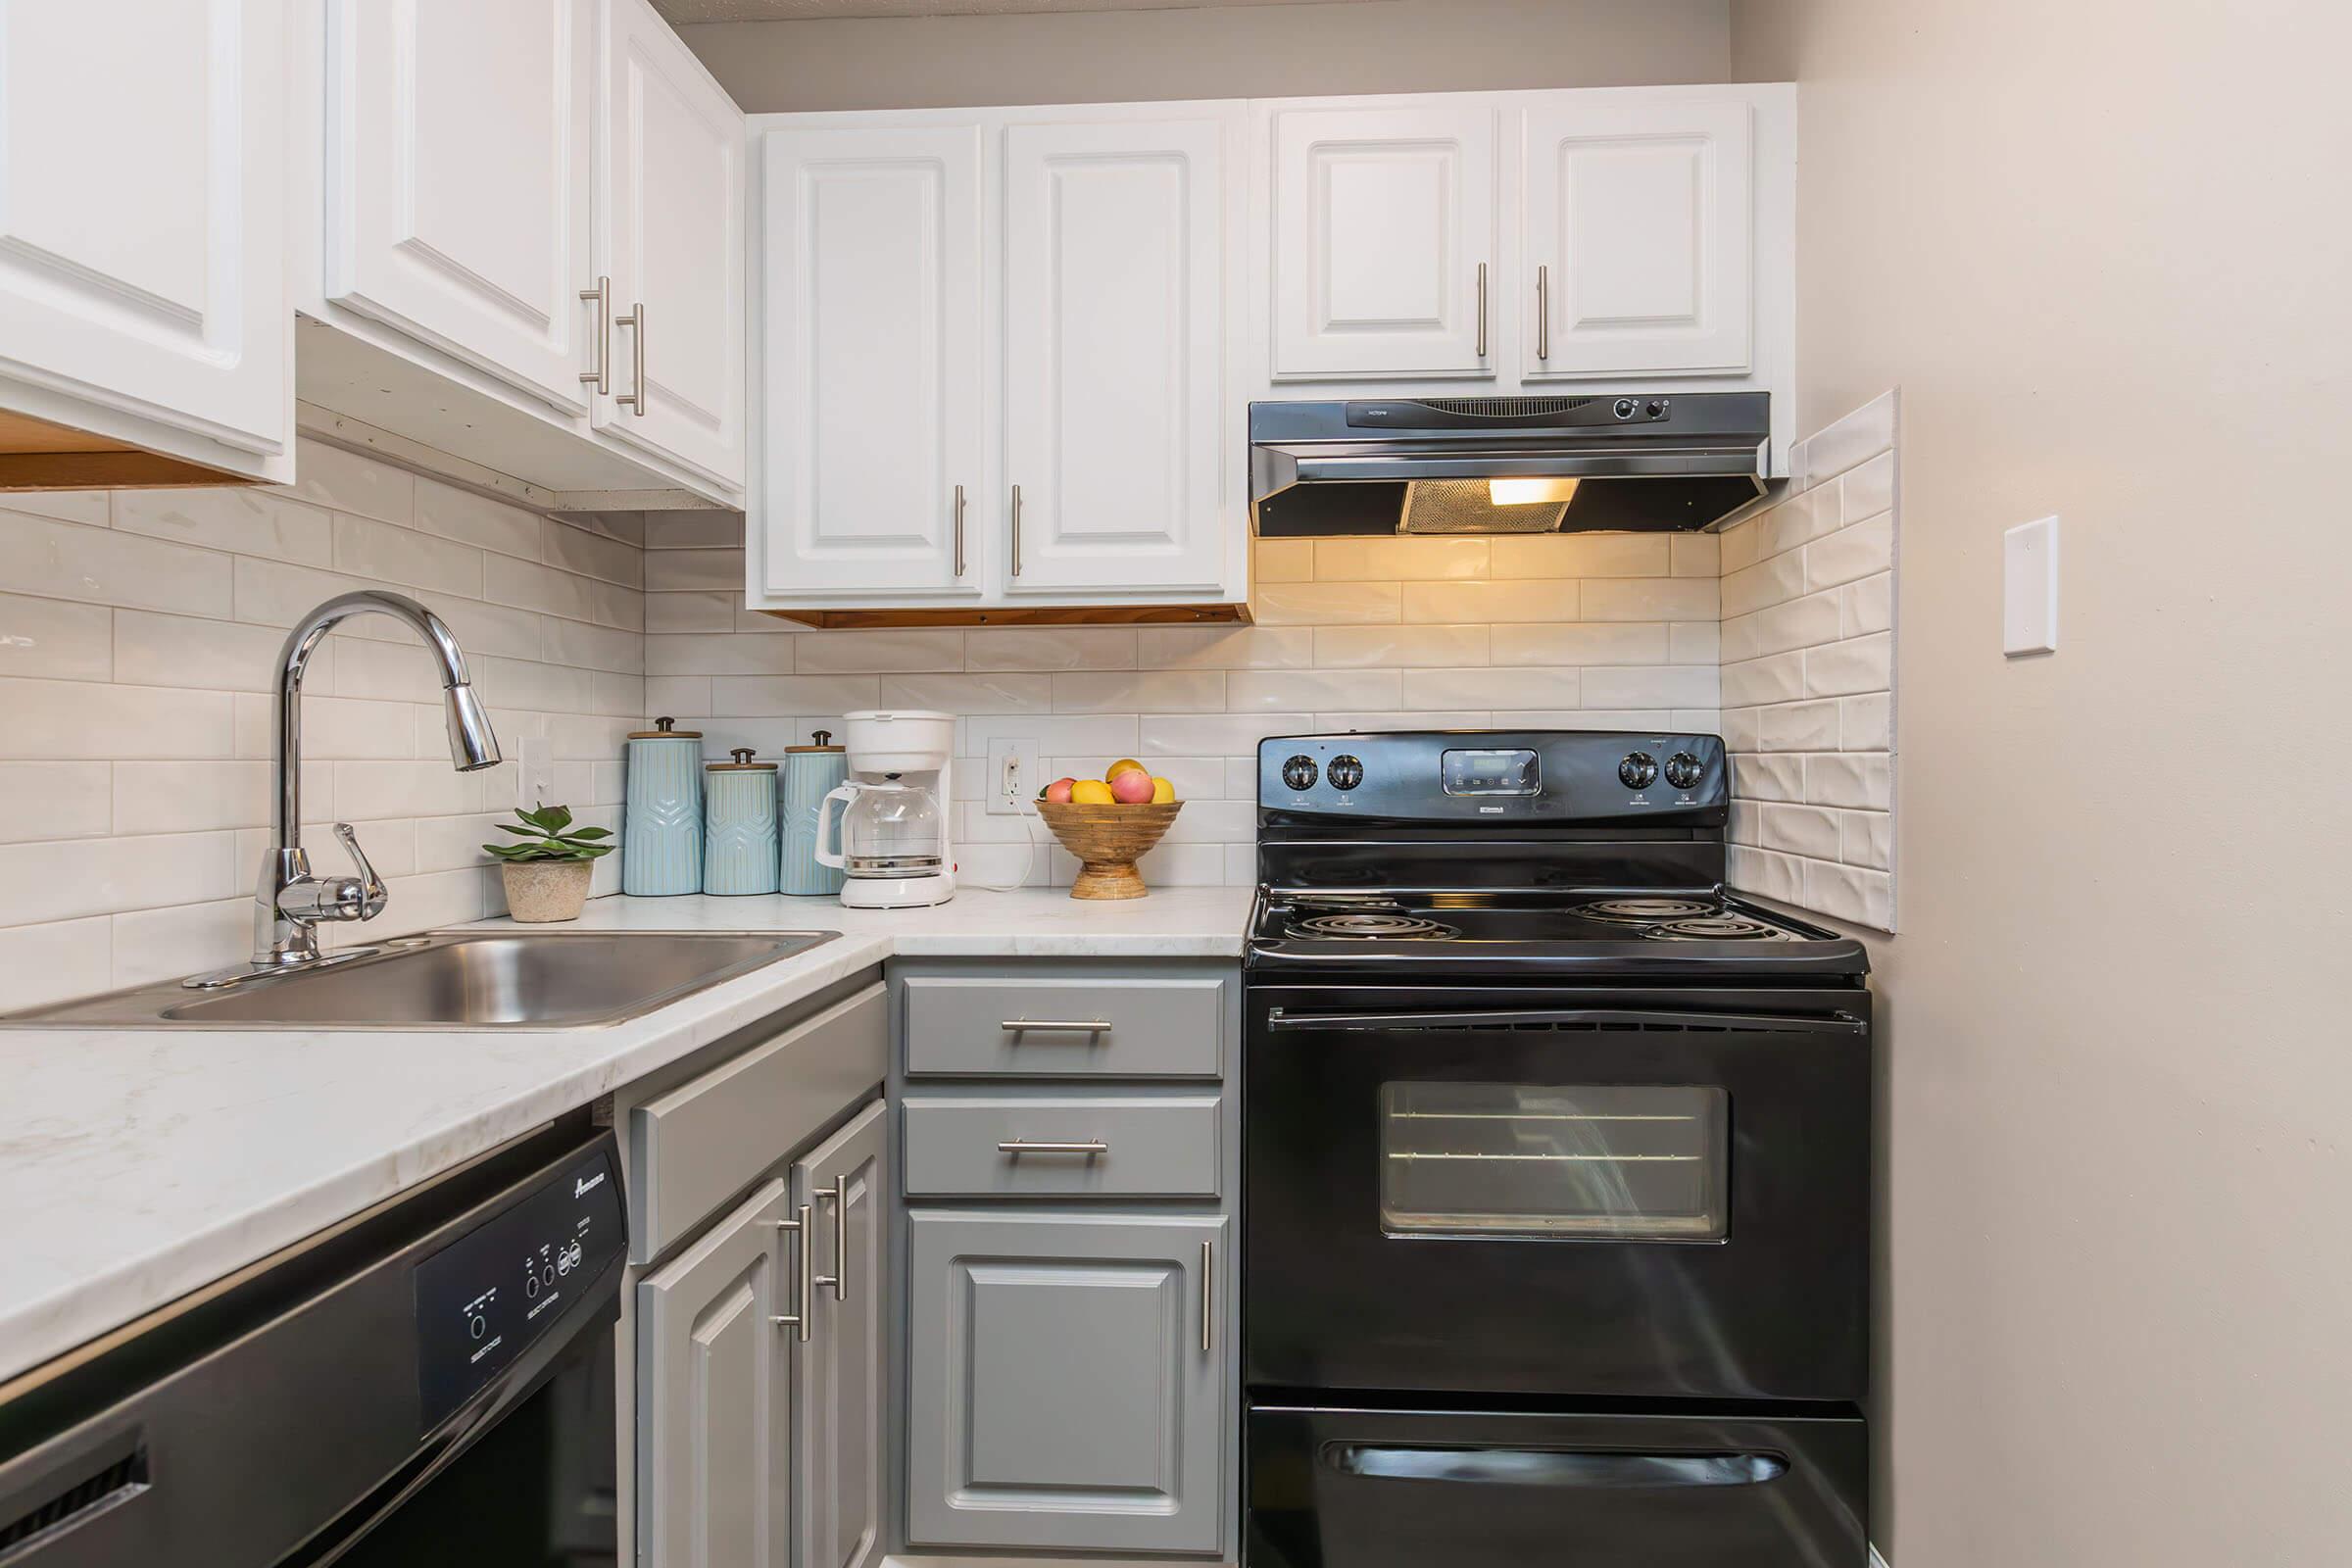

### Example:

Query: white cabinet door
xmin=325 ymin=0 xmax=596 ymax=416
xmin=0 ymin=0 xmax=285 ymax=468
xmin=1271 ymin=103 xmax=1496 ymax=380
xmin=598 ymin=0 xmax=747 ymax=490
xmin=757 ymin=124 xmax=984 ymax=601
xmin=637 ymin=1176 xmax=793 ymax=1568
xmin=792 ymin=1101 xmax=886 ymax=1568
xmin=1522 ymin=98 xmax=1753 ymax=378
xmin=1001 ymin=115 xmax=1232 ymax=595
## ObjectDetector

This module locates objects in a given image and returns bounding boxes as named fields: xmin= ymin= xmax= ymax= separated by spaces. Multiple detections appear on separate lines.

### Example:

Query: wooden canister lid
xmin=628 ymin=715 xmax=704 ymax=740
xmin=708 ymin=747 xmax=777 ymax=772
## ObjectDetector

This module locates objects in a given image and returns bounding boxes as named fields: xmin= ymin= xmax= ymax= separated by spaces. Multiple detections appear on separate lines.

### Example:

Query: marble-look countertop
xmin=0 ymin=885 xmax=1251 ymax=1383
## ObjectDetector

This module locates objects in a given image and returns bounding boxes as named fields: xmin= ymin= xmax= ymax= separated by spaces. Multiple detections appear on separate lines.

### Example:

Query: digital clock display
xmin=1442 ymin=748 xmax=1541 ymax=796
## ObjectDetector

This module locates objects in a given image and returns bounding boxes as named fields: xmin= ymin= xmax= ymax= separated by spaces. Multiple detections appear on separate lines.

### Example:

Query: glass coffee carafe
xmin=813 ymin=775 xmax=945 ymax=880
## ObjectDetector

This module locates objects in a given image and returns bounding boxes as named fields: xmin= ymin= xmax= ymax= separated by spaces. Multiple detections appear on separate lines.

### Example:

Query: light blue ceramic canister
xmin=779 ymin=729 xmax=849 ymax=897
xmin=623 ymin=717 xmax=703 ymax=896
xmin=703 ymin=749 xmax=779 ymax=896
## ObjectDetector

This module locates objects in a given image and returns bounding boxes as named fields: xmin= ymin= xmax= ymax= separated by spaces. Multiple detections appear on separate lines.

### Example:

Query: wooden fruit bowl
xmin=1034 ymin=800 xmax=1183 ymax=900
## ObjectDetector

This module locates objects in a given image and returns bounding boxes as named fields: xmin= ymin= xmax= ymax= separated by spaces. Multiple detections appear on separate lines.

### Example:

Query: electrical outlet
xmin=986 ymin=737 xmax=1039 ymax=815
xmin=515 ymin=734 xmax=556 ymax=808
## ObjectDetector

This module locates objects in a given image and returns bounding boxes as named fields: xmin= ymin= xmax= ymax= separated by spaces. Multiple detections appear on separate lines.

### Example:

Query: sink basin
xmin=3 ymin=930 xmax=839 ymax=1030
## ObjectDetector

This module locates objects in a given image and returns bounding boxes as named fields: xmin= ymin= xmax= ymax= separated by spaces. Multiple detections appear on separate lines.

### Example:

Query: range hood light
xmin=1489 ymin=476 xmax=1582 ymax=507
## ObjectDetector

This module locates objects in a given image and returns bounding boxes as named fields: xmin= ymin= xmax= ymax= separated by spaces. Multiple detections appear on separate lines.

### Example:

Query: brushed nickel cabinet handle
xmin=953 ymin=484 xmax=967 ymax=577
xmin=999 ymin=1018 xmax=1111 ymax=1033
xmin=578 ymin=275 xmax=610 ymax=392
xmin=1476 ymin=262 xmax=1489 ymax=358
xmin=763 ymin=1207 xmax=810 ymax=1341
xmin=615 ymin=302 xmax=647 ymax=416
xmin=1009 ymin=483 xmax=1023 ymax=577
xmin=1200 ymin=1239 xmax=1214 ymax=1352
xmin=997 ymin=1139 xmax=1110 ymax=1155
xmin=819 ymin=1174 xmax=849 ymax=1302
xmin=1537 ymin=265 xmax=1550 ymax=362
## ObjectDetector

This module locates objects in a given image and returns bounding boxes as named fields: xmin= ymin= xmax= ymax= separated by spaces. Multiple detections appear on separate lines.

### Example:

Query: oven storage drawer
xmin=903 ymin=974 xmax=1226 ymax=1078
xmin=904 ymin=1094 xmax=1222 ymax=1199
xmin=1246 ymin=1404 xmax=1868 ymax=1568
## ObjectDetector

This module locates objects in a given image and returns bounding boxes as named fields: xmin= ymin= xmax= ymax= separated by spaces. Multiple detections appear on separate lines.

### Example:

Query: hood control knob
xmin=1663 ymin=752 xmax=1703 ymax=790
xmin=1281 ymin=755 xmax=1319 ymax=791
xmin=1618 ymin=752 xmax=1658 ymax=789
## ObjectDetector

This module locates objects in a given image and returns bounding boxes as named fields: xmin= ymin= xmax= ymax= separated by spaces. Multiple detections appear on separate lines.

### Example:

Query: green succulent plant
xmin=482 ymin=804 xmax=615 ymax=863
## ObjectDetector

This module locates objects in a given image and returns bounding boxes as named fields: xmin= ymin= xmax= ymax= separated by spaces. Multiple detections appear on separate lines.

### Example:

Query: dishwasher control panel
xmin=413 ymin=1144 xmax=625 ymax=1430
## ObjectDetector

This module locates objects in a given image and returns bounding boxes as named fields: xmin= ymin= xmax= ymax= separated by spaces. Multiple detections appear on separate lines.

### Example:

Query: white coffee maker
xmin=813 ymin=710 xmax=956 ymax=908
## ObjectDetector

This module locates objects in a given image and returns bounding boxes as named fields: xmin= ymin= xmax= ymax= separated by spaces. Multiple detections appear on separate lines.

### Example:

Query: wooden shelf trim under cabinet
xmin=0 ymin=408 xmax=259 ymax=490
xmin=755 ymin=603 xmax=1250 ymax=629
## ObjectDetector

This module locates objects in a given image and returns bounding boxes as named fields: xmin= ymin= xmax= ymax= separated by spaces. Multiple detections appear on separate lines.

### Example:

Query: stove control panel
xmin=412 ymin=1145 xmax=625 ymax=1431
xmin=1260 ymin=730 xmax=1727 ymax=826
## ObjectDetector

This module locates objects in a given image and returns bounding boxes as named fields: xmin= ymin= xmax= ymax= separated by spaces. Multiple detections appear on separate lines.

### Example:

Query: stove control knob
xmin=1663 ymin=752 xmax=1704 ymax=790
xmin=1281 ymin=755 xmax=1319 ymax=791
xmin=1327 ymin=755 xmax=1364 ymax=792
xmin=1618 ymin=752 xmax=1658 ymax=789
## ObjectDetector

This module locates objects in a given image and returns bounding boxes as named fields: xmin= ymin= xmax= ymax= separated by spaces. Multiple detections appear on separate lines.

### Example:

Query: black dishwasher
xmin=0 ymin=1119 xmax=625 ymax=1566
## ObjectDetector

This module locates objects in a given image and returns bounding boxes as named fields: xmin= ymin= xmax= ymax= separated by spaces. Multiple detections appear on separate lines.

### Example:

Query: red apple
xmin=1109 ymin=769 xmax=1155 ymax=804
xmin=1041 ymin=777 xmax=1077 ymax=804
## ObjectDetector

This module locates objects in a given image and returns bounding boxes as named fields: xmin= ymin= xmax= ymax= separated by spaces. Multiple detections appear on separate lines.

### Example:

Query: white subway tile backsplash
xmin=1722 ymin=650 xmax=1806 ymax=709
xmin=0 ymin=916 xmax=115 ymax=1011
xmin=5 ymin=491 xmax=109 ymax=528
xmin=1138 ymin=712 xmax=1310 ymax=757
xmin=1226 ymin=668 xmax=1400 ymax=712
xmin=1582 ymin=665 xmax=1719 ymax=710
xmin=1669 ymin=621 xmax=1720 ymax=664
xmin=1405 ymin=665 xmax=1578 ymax=710
xmin=643 ymin=512 xmax=743 ymax=550
xmin=1670 ymin=534 xmax=1720 ymax=577
xmin=1839 ymin=694 xmax=1892 ymax=752
xmin=1807 ymin=753 xmax=1891 ymax=811
xmin=1802 ymin=390 xmax=1897 ymax=485
xmin=1402 ymin=579 xmax=1577 ymax=624
xmin=1755 ymin=698 xmax=1840 ymax=753
xmin=1731 ymin=751 xmax=1805 ymax=803
xmin=1314 ymin=537 xmax=1489 ymax=582
xmin=1311 ymin=624 xmax=1488 ymax=668
xmin=1759 ymin=803 xmax=1841 ymax=860
xmin=795 ymin=629 xmax=965 ymax=674
xmin=0 ymin=831 xmax=238 ymax=927
xmin=966 ymin=628 xmax=1139 ymax=671
xmin=648 ymin=632 xmax=791 ymax=678
xmin=881 ymin=673 xmax=1053 ymax=713
xmin=0 ymin=677 xmax=236 ymax=760
xmin=414 ymin=477 xmax=541 ymax=560
xmin=1840 ymin=809 xmax=1891 ymax=871
xmin=1488 ymin=534 xmax=1669 ymax=579
xmin=1251 ymin=539 xmax=1314 ymax=582
xmin=331 ymin=513 xmax=483 ymax=598
xmin=642 ymin=548 xmax=743 ymax=594
xmin=0 ymin=591 xmax=112 ymax=682
xmin=1841 ymin=451 xmax=1895 ymax=522
xmin=2 ymin=510 xmax=234 ymax=616
xmin=1051 ymin=670 xmax=1226 ymax=714
xmin=1580 ymin=578 xmax=1718 ymax=622
xmin=0 ymin=762 xmax=112 ymax=844
xmin=542 ymin=520 xmax=642 ymax=588
xmin=645 ymin=591 xmax=739 ymax=634
xmin=1491 ymin=621 xmax=1670 ymax=666
xmin=1253 ymin=581 xmax=1401 ymax=624
xmin=1843 ymin=572 xmax=1892 ymax=637
xmin=115 ymin=487 xmax=334 ymax=565
xmin=280 ymin=438 xmax=416 ymax=524
xmin=1136 ymin=626 xmax=1315 ymax=669
xmin=1805 ymin=514 xmax=1893 ymax=592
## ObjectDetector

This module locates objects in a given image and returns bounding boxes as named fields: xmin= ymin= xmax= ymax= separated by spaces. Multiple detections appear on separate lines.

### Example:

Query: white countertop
xmin=0 ymin=885 xmax=1250 ymax=1383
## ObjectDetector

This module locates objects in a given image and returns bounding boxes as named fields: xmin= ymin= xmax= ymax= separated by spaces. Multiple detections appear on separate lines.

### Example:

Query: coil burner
xmin=1581 ymin=897 xmax=1722 ymax=923
xmin=1288 ymin=911 xmax=1461 ymax=942
xmin=1645 ymin=914 xmax=1796 ymax=943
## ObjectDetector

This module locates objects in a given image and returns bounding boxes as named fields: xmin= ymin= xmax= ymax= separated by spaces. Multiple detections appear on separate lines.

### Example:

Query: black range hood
xmin=1250 ymin=394 xmax=1773 ymax=537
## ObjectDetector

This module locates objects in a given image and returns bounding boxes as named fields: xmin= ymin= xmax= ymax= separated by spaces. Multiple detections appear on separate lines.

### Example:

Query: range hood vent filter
xmin=1399 ymin=479 xmax=1569 ymax=534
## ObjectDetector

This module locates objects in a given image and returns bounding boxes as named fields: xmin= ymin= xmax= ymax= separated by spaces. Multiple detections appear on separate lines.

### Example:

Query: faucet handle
xmin=333 ymin=823 xmax=389 ymax=920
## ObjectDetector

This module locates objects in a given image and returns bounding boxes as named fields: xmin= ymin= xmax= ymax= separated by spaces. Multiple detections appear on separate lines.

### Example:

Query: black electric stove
xmin=1241 ymin=730 xmax=1873 ymax=1568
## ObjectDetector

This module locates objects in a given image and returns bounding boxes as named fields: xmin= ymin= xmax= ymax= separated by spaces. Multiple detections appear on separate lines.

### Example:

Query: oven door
xmin=1247 ymin=1403 xmax=1867 ymax=1568
xmin=1244 ymin=982 xmax=1869 ymax=1403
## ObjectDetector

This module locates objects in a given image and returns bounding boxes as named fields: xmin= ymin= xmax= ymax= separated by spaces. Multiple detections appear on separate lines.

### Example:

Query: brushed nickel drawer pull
xmin=763 ymin=1206 xmax=811 ymax=1341
xmin=578 ymin=275 xmax=610 ymax=392
xmin=1009 ymin=483 xmax=1023 ymax=577
xmin=1537 ymin=264 xmax=1551 ymax=362
xmin=1200 ymin=1239 xmax=1214 ymax=1352
xmin=1476 ymin=262 xmax=1489 ymax=358
xmin=953 ymin=483 xmax=967 ymax=577
xmin=616 ymin=302 xmax=647 ymax=416
xmin=817 ymin=1174 xmax=848 ymax=1302
xmin=1000 ymin=1018 xmax=1110 ymax=1033
xmin=997 ymin=1139 xmax=1109 ymax=1155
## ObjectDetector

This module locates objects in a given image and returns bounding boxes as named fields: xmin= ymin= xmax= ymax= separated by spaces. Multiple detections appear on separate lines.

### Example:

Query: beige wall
xmin=678 ymin=0 xmax=1729 ymax=111
xmin=1732 ymin=1 xmax=2352 ymax=1561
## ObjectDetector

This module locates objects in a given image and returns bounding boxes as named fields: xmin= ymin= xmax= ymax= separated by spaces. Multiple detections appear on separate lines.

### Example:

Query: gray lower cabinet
xmin=794 ymin=1101 xmax=888 ymax=1568
xmin=637 ymin=1177 xmax=794 ymax=1568
xmin=906 ymin=1209 xmax=1228 ymax=1554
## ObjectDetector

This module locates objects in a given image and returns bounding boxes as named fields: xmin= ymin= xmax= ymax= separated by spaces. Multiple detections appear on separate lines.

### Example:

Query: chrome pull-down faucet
xmin=186 ymin=591 xmax=501 ymax=989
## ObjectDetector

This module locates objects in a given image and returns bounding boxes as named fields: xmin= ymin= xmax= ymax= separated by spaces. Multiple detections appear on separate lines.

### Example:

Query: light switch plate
xmin=515 ymin=734 xmax=556 ymax=808
xmin=2003 ymin=515 xmax=2059 ymax=656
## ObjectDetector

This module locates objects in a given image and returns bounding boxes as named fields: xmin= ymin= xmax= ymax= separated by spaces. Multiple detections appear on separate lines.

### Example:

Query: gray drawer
xmin=904 ymin=1094 xmax=1221 ymax=1199
xmin=629 ymin=982 xmax=886 ymax=1263
xmin=903 ymin=974 xmax=1224 ymax=1078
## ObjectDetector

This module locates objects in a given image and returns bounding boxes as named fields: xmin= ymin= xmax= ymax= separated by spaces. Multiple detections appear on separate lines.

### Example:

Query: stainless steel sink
xmin=3 ymin=930 xmax=839 ymax=1030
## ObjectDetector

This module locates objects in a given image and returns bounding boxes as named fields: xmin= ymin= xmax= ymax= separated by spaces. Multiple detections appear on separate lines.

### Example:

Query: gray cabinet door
xmin=793 ymin=1100 xmax=888 ymax=1568
xmin=906 ymin=1210 xmax=1227 ymax=1553
xmin=637 ymin=1178 xmax=793 ymax=1568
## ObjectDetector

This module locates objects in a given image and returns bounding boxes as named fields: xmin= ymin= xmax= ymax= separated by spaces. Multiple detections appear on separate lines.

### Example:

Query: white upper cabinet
xmin=1001 ymin=114 xmax=1234 ymax=595
xmin=1521 ymin=97 xmax=1754 ymax=378
xmin=325 ymin=0 xmax=597 ymax=415
xmin=596 ymin=0 xmax=749 ymax=492
xmin=757 ymin=124 xmax=984 ymax=601
xmin=1270 ymin=103 xmax=1497 ymax=380
xmin=0 ymin=0 xmax=287 ymax=478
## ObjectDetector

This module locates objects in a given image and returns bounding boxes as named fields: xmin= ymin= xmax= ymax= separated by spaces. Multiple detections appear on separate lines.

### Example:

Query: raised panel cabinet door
xmin=1522 ymin=98 xmax=1754 ymax=377
xmin=1001 ymin=115 xmax=1232 ymax=595
xmin=1271 ymin=103 xmax=1496 ymax=379
xmin=0 ymin=0 xmax=286 ymax=468
xmin=906 ymin=1210 xmax=1227 ymax=1554
xmin=757 ymin=124 xmax=983 ymax=600
xmin=791 ymin=1100 xmax=887 ymax=1568
xmin=325 ymin=0 xmax=597 ymax=415
xmin=598 ymin=0 xmax=747 ymax=490
xmin=637 ymin=1177 xmax=793 ymax=1568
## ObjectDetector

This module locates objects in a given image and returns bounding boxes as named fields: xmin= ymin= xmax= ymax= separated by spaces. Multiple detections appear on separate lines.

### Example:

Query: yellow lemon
xmin=1151 ymin=776 xmax=1176 ymax=805
xmin=1070 ymin=778 xmax=1116 ymax=806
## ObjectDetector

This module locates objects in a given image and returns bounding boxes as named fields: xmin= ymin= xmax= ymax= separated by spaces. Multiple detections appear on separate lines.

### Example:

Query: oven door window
xmin=1380 ymin=1083 xmax=1729 ymax=1240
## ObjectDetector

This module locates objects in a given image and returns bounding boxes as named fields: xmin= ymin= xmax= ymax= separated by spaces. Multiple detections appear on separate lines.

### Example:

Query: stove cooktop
xmin=1249 ymin=888 xmax=1869 ymax=977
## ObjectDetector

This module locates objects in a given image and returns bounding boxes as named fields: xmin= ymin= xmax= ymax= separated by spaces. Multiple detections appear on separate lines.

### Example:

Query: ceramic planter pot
xmin=501 ymin=858 xmax=594 ymax=923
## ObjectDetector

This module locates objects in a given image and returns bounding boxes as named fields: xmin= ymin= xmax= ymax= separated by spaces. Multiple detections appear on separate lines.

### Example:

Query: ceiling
xmin=655 ymin=0 xmax=1372 ymax=21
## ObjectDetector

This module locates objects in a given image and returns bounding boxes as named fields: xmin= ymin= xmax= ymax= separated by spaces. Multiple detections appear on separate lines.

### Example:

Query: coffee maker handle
xmin=813 ymin=783 xmax=855 ymax=870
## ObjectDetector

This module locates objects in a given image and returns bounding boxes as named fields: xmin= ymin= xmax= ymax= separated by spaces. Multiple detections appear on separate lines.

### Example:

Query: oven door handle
xmin=1264 ymin=1004 xmax=1866 ymax=1035
xmin=1326 ymin=1444 xmax=1789 ymax=1489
